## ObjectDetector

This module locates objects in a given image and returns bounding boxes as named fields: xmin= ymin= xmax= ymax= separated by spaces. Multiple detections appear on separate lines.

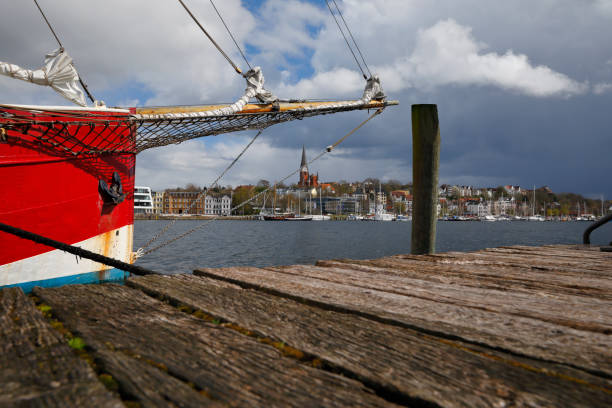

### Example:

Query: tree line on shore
xmin=161 ymin=180 xmax=610 ymax=217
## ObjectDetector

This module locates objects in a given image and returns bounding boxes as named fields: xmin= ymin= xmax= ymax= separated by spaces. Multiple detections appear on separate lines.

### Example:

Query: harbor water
xmin=133 ymin=220 xmax=612 ymax=274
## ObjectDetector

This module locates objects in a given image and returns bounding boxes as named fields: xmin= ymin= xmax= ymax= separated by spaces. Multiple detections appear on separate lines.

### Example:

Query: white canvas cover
xmin=0 ymin=48 xmax=86 ymax=106
xmin=135 ymin=66 xmax=277 ymax=120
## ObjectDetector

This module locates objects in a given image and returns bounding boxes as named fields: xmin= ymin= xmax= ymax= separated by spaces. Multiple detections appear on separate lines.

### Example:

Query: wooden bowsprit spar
xmin=132 ymin=98 xmax=398 ymax=153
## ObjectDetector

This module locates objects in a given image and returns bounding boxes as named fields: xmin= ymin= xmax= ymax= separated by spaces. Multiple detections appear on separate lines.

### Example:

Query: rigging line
xmin=208 ymin=0 xmax=252 ymax=71
xmin=141 ymin=107 xmax=384 ymax=256
xmin=331 ymin=0 xmax=371 ymax=77
xmin=33 ymin=0 xmax=62 ymax=48
xmin=32 ymin=0 xmax=96 ymax=103
xmin=137 ymin=129 xmax=263 ymax=254
xmin=177 ymin=0 xmax=244 ymax=76
xmin=324 ymin=0 xmax=366 ymax=79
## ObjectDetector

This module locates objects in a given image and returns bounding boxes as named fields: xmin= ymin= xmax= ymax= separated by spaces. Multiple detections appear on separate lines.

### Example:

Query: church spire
xmin=300 ymin=145 xmax=307 ymax=170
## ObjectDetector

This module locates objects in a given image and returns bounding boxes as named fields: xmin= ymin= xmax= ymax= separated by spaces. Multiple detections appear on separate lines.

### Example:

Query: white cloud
xmin=595 ymin=0 xmax=612 ymax=15
xmin=405 ymin=19 xmax=588 ymax=97
xmin=594 ymin=82 xmax=612 ymax=95
xmin=136 ymin=136 xmax=409 ymax=190
xmin=0 ymin=0 xmax=253 ymax=106
xmin=274 ymin=19 xmax=588 ymax=100
xmin=276 ymin=67 xmax=364 ymax=99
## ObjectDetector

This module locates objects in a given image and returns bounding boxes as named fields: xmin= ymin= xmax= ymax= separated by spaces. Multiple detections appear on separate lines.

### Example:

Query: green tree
xmin=232 ymin=186 xmax=255 ymax=215
xmin=493 ymin=186 xmax=506 ymax=200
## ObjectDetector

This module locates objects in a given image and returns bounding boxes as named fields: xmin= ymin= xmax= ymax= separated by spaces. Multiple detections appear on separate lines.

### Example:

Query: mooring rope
xmin=0 ymin=222 xmax=158 ymax=276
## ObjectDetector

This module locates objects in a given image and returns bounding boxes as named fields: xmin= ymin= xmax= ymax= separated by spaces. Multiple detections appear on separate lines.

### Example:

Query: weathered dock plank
xmin=316 ymin=256 xmax=611 ymax=300
xmin=194 ymin=245 xmax=612 ymax=377
xmin=34 ymin=284 xmax=397 ymax=408
xmin=0 ymin=287 xmax=122 ymax=408
xmin=267 ymin=263 xmax=610 ymax=332
xmin=129 ymin=273 xmax=612 ymax=408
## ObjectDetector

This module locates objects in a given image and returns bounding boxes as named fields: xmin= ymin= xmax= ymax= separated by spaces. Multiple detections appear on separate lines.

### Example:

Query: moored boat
xmin=0 ymin=104 xmax=135 ymax=292
xmin=0 ymin=3 xmax=396 ymax=292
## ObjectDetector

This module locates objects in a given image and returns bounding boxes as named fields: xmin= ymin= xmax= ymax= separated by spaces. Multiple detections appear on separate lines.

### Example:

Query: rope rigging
xmin=177 ymin=0 xmax=245 ymax=76
xmin=324 ymin=0 xmax=368 ymax=79
xmin=32 ymin=0 xmax=95 ymax=104
xmin=330 ymin=0 xmax=372 ymax=78
xmin=208 ymin=0 xmax=252 ymax=71
xmin=136 ymin=107 xmax=384 ymax=257
xmin=135 ymin=129 xmax=264 ymax=257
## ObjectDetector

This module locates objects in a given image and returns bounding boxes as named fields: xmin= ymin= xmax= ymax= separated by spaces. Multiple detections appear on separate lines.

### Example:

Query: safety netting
xmin=1 ymin=60 xmax=395 ymax=156
xmin=0 ymin=98 xmax=395 ymax=157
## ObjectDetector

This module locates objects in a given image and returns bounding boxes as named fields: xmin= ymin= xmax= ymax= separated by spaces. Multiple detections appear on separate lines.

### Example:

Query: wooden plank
xmin=266 ymin=263 xmax=611 ymax=334
xmin=93 ymin=348 xmax=223 ymax=408
xmin=129 ymin=274 xmax=612 ymax=408
xmin=194 ymin=265 xmax=612 ymax=377
xmin=0 ymin=287 xmax=122 ymax=408
xmin=316 ymin=257 xmax=612 ymax=300
xmin=33 ymin=284 xmax=397 ymax=408
xmin=450 ymin=246 xmax=612 ymax=273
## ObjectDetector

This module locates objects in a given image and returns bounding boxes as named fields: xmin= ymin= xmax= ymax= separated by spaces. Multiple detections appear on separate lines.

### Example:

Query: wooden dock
xmin=1 ymin=244 xmax=611 ymax=407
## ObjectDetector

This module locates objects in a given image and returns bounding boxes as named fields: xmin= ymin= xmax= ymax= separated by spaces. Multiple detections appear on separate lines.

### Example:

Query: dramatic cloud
xmin=404 ymin=20 xmax=588 ymax=97
xmin=283 ymin=19 xmax=588 ymax=98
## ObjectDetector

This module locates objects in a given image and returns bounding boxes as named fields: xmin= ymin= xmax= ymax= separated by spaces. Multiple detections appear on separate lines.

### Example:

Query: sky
xmin=1 ymin=0 xmax=611 ymax=197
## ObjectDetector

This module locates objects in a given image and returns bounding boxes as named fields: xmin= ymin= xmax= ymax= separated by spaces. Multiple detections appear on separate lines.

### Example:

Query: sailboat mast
xmin=532 ymin=185 xmax=536 ymax=216
xmin=320 ymin=186 xmax=323 ymax=216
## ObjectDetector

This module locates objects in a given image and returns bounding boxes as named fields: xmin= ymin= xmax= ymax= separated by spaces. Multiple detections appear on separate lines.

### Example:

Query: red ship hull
xmin=0 ymin=105 xmax=135 ymax=292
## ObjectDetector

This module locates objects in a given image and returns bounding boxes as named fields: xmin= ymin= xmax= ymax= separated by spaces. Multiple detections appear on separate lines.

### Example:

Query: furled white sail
xmin=0 ymin=48 xmax=86 ymax=106
xmin=134 ymin=66 xmax=277 ymax=120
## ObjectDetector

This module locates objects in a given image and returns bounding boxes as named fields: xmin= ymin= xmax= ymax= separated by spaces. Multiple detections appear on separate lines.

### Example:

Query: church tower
xmin=298 ymin=145 xmax=309 ymax=187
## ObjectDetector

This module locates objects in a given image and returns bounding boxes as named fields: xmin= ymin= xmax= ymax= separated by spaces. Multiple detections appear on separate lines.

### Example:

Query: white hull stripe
xmin=0 ymin=224 xmax=133 ymax=286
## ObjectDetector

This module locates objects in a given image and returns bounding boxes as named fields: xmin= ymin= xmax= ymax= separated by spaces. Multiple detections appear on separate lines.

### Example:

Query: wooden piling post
xmin=411 ymin=104 xmax=440 ymax=255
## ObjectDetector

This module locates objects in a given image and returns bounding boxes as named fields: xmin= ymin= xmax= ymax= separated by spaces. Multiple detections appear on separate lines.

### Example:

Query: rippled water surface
xmin=133 ymin=220 xmax=612 ymax=274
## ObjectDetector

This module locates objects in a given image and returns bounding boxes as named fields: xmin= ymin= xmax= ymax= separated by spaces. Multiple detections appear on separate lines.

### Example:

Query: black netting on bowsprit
xmin=131 ymin=105 xmax=364 ymax=153
xmin=1 ymin=103 xmax=375 ymax=156
xmin=0 ymin=106 xmax=134 ymax=156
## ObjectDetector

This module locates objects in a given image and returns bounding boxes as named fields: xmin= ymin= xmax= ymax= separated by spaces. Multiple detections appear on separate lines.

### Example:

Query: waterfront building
xmin=297 ymin=146 xmax=319 ymax=188
xmin=205 ymin=194 xmax=232 ymax=215
xmin=492 ymin=197 xmax=515 ymax=215
xmin=164 ymin=191 xmax=203 ymax=215
xmin=134 ymin=186 xmax=154 ymax=215
xmin=352 ymin=187 xmax=368 ymax=201
xmin=322 ymin=197 xmax=362 ymax=215
xmin=391 ymin=190 xmax=412 ymax=214
xmin=152 ymin=191 xmax=165 ymax=214
xmin=466 ymin=200 xmax=490 ymax=217
xmin=163 ymin=190 xmax=232 ymax=215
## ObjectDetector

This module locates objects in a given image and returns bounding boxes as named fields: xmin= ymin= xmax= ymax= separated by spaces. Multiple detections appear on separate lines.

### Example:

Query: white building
xmin=134 ymin=186 xmax=154 ymax=214
xmin=204 ymin=194 xmax=232 ymax=215
xmin=466 ymin=201 xmax=490 ymax=217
